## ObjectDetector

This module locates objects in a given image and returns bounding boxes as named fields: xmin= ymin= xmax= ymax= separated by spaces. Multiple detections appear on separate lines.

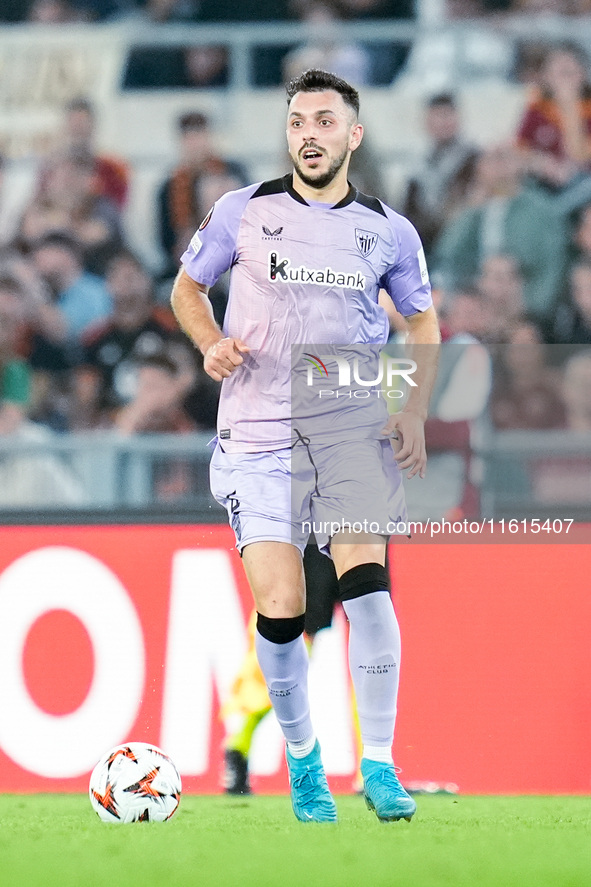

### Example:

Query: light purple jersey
xmin=181 ymin=174 xmax=432 ymax=453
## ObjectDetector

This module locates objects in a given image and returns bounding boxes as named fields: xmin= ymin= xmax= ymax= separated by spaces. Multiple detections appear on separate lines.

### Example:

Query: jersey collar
xmin=282 ymin=173 xmax=357 ymax=209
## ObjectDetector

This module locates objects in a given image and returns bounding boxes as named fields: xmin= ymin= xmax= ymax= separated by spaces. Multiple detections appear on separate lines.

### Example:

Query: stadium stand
xmin=1 ymin=14 xmax=591 ymax=516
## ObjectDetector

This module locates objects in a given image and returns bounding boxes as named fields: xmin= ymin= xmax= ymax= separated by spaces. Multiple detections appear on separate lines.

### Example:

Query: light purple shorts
xmin=210 ymin=437 xmax=407 ymax=555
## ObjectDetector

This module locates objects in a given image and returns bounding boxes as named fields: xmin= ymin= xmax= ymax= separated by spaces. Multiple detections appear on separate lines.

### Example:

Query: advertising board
xmin=0 ymin=525 xmax=589 ymax=794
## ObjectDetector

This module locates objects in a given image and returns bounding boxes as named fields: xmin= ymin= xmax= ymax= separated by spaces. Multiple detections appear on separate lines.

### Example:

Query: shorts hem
xmin=237 ymin=534 xmax=307 ymax=554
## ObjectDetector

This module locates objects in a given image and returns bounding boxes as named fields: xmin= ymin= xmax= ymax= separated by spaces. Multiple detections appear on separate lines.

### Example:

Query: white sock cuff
xmin=362 ymin=745 xmax=394 ymax=765
xmin=287 ymin=734 xmax=317 ymax=759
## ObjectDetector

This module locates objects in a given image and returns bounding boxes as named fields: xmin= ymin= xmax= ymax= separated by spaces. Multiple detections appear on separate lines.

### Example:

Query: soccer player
xmin=171 ymin=69 xmax=440 ymax=823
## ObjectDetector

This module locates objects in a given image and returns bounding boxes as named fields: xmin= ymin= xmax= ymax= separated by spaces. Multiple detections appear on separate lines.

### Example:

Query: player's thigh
xmin=242 ymin=541 xmax=305 ymax=618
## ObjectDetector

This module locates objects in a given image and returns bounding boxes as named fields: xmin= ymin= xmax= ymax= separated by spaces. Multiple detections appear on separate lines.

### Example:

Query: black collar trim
xmin=282 ymin=173 xmax=357 ymax=209
xmin=282 ymin=174 xmax=309 ymax=205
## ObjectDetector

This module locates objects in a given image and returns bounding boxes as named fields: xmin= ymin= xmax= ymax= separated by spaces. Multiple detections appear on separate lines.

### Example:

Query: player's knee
xmin=256 ymin=612 xmax=306 ymax=644
xmin=338 ymin=562 xmax=390 ymax=601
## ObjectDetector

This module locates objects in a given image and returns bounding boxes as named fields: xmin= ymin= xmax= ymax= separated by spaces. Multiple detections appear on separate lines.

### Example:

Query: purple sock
xmin=255 ymin=632 xmax=314 ymax=746
xmin=342 ymin=591 xmax=401 ymax=748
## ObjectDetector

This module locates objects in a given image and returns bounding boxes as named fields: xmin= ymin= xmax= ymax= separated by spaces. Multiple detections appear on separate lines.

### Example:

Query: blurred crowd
xmin=0 ymin=100 xmax=227 ymax=452
xmin=2 ymin=0 xmax=411 ymax=26
xmin=1 ymin=30 xmax=591 ymax=510
xmin=3 ymin=0 xmax=591 ymax=25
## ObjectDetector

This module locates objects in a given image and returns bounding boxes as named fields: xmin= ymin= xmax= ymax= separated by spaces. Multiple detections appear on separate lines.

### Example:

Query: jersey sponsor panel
xmin=268 ymin=252 xmax=366 ymax=291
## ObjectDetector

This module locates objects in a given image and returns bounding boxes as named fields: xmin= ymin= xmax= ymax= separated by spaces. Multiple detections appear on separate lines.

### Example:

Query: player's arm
xmin=383 ymin=305 xmax=440 ymax=479
xmin=402 ymin=304 xmax=441 ymax=417
xmin=379 ymin=208 xmax=441 ymax=478
xmin=170 ymin=268 xmax=249 ymax=382
xmin=171 ymin=186 xmax=255 ymax=381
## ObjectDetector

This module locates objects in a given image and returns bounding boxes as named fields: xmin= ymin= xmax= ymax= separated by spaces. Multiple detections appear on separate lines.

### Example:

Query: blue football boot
xmin=361 ymin=759 xmax=417 ymax=822
xmin=286 ymin=740 xmax=338 ymax=823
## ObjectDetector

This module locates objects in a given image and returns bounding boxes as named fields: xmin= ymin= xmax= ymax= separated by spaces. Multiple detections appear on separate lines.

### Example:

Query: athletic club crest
xmin=355 ymin=229 xmax=378 ymax=257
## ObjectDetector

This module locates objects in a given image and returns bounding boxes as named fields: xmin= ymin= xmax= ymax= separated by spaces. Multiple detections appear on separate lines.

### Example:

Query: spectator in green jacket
xmin=0 ymin=277 xmax=30 ymax=435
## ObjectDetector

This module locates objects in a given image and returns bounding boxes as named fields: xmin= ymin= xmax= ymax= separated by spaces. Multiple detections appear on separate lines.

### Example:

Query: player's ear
xmin=349 ymin=123 xmax=363 ymax=152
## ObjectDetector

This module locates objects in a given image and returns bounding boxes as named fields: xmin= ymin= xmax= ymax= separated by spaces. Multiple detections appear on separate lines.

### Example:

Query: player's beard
xmin=292 ymin=143 xmax=349 ymax=190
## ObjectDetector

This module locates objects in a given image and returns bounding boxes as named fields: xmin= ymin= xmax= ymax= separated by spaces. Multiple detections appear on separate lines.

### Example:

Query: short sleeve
xmin=181 ymin=183 xmax=259 ymax=287
xmin=380 ymin=211 xmax=433 ymax=317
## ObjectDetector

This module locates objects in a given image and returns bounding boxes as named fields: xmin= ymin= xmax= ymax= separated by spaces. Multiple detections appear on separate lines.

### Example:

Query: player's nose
xmin=300 ymin=120 xmax=321 ymax=141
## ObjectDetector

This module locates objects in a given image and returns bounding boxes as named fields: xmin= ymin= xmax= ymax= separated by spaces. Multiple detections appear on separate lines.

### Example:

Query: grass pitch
xmin=0 ymin=794 xmax=590 ymax=887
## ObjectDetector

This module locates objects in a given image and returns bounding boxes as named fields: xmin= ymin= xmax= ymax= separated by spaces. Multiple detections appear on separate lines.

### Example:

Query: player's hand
xmin=204 ymin=337 xmax=250 ymax=382
xmin=381 ymin=410 xmax=427 ymax=479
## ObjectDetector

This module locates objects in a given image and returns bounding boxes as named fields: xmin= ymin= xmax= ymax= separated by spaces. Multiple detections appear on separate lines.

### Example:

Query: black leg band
xmin=256 ymin=612 xmax=306 ymax=644
xmin=338 ymin=562 xmax=390 ymax=601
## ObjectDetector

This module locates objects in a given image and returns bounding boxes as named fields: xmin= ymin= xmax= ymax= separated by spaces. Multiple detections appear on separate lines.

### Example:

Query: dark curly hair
xmin=285 ymin=69 xmax=360 ymax=118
